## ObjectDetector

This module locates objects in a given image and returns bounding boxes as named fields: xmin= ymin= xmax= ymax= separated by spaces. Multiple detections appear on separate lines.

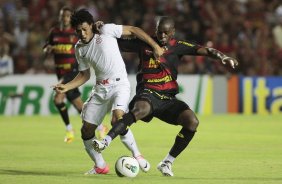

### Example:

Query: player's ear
xmin=90 ymin=23 xmax=94 ymax=32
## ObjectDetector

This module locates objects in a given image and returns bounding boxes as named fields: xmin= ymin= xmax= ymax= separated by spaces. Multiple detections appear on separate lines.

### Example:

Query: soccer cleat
xmin=64 ymin=130 xmax=74 ymax=143
xmin=92 ymin=139 xmax=107 ymax=153
xmin=135 ymin=155 xmax=151 ymax=172
xmin=84 ymin=165 xmax=110 ymax=175
xmin=157 ymin=160 xmax=174 ymax=176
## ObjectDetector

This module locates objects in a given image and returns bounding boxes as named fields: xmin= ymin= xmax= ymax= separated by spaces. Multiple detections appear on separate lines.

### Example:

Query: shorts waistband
xmin=144 ymin=89 xmax=173 ymax=100
xmin=96 ymin=78 xmax=120 ymax=85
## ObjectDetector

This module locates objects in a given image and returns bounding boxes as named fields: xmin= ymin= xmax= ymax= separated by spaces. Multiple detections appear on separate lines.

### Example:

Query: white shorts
xmin=81 ymin=77 xmax=130 ymax=125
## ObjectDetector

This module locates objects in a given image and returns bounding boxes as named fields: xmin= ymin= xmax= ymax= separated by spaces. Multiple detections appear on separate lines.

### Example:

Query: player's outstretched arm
xmin=53 ymin=69 xmax=90 ymax=93
xmin=122 ymin=26 xmax=164 ymax=58
xmin=197 ymin=47 xmax=238 ymax=69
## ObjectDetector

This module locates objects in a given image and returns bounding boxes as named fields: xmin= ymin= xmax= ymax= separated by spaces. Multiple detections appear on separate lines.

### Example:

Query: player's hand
xmin=206 ymin=47 xmax=238 ymax=69
xmin=52 ymin=84 xmax=68 ymax=93
xmin=43 ymin=45 xmax=54 ymax=54
xmin=94 ymin=21 xmax=104 ymax=34
xmin=153 ymin=45 xmax=165 ymax=60
xmin=221 ymin=57 xmax=238 ymax=69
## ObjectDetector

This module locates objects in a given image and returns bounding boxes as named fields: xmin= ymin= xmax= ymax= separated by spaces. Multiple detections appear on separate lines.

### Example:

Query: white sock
xmin=104 ymin=135 xmax=112 ymax=146
xmin=163 ymin=154 xmax=175 ymax=164
xmin=66 ymin=124 xmax=73 ymax=131
xmin=120 ymin=129 xmax=141 ymax=157
xmin=83 ymin=137 xmax=106 ymax=168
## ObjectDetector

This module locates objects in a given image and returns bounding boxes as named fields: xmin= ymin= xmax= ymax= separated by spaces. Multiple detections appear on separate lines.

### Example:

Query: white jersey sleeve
xmin=101 ymin=24 xmax=123 ymax=38
xmin=75 ymin=43 xmax=90 ymax=71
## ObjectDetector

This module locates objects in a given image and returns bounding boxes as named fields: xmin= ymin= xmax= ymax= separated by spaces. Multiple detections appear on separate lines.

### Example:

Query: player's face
xmin=156 ymin=23 xmax=175 ymax=46
xmin=59 ymin=10 xmax=72 ymax=28
xmin=76 ymin=22 xmax=94 ymax=43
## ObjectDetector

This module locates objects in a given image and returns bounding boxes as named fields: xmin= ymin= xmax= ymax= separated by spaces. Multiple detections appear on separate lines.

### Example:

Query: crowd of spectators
xmin=0 ymin=0 xmax=282 ymax=76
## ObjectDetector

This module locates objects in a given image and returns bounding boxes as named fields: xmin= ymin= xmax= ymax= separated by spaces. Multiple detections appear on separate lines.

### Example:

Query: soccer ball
xmin=115 ymin=156 xmax=140 ymax=177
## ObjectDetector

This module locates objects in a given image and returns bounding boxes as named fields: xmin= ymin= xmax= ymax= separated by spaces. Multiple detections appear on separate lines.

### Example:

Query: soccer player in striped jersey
xmin=93 ymin=16 xmax=238 ymax=176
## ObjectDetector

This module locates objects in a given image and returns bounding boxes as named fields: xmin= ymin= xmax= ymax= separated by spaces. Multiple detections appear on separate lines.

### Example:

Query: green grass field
xmin=0 ymin=114 xmax=281 ymax=184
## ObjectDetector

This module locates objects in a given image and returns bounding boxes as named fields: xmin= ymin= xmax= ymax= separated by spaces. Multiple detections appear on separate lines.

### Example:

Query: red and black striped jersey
xmin=45 ymin=27 xmax=79 ymax=76
xmin=118 ymin=37 xmax=201 ymax=96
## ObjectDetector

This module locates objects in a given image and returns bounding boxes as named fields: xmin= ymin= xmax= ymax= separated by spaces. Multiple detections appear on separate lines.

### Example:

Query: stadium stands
xmin=0 ymin=0 xmax=281 ymax=76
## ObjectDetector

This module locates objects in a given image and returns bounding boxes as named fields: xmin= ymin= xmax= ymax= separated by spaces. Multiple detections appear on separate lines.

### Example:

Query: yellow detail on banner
xmin=243 ymin=79 xmax=253 ymax=115
xmin=254 ymin=78 xmax=270 ymax=114
xmin=203 ymin=76 xmax=212 ymax=115
xmin=271 ymin=88 xmax=282 ymax=114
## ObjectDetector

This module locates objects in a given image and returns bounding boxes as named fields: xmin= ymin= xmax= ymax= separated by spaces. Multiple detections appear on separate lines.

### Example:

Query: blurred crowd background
xmin=0 ymin=0 xmax=282 ymax=76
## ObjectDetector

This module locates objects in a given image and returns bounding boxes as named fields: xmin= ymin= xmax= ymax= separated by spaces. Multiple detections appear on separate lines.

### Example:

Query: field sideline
xmin=0 ymin=114 xmax=281 ymax=184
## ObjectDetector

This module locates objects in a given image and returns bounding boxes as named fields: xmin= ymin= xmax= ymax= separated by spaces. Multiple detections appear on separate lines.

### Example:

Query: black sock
xmin=55 ymin=103 xmax=70 ymax=126
xmin=108 ymin=112 xmax=136 ymax=140
xmin=169 ymin=128 xmax=195 ymax=158
xmin=119 ymin=129 xmax=129 ymax=136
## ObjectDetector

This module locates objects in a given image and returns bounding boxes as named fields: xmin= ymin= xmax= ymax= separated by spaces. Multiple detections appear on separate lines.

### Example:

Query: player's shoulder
xmin=102 ymin=23 xmax=118 ymax=29
xmin=47 ymin=27 xmax=56 ymax=36
xmin=101 ymin=23 xmax=121 ymax=34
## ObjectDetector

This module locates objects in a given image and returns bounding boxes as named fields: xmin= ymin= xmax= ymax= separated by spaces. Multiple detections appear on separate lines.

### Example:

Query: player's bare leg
xmin=96 ymin=124 xmax=109 ymax=139
xmin=71 ymin=97 xmax=83 ymax=113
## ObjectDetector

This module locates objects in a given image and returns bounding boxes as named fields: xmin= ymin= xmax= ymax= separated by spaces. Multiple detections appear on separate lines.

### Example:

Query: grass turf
xmin=0 ymin=114 xmax=281 ymax=184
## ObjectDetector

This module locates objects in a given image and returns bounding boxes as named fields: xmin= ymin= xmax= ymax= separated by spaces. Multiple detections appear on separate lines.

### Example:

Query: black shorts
xmin=57 ymin=72 xmax=81 ymax=102
xmin=129 ymin=89 xmax=190 ymax=125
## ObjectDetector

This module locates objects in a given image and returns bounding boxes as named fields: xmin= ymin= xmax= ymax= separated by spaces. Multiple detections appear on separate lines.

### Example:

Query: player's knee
xmin=181 ymin=116 xmax=199 ymax=132
xmin=132 ymin=107 xmax=149 ymax=120
xmin=179 ymin=110 xmax=199 ymax=132
xmin=132 ymin=101 xmax=151 ymax=120
xmin=189 ymin=117 xmax=199 ymax=132
xmin=81 ymin=123 xmax=95 ymax=140
xmin=53 ymin=98 xmax=59 ymax=105
xmin=53 ymin=96 xmax=63 ymax=105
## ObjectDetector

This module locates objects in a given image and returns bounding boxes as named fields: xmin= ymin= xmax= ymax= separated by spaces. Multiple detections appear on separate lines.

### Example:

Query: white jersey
xmin=76 ymin=24 xmax=131 ymax=125
xmin=75 ymin=24 xmax=127 ymax=81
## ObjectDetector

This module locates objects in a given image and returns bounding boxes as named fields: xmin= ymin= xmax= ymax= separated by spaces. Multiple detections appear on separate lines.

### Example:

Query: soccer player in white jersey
xmin=53 ymin=9 xmax=164 ymax=175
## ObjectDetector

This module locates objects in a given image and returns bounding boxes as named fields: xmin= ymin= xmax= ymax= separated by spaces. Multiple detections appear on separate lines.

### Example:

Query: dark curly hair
xmin=70 ymin=9 xmax=94 ymax=29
